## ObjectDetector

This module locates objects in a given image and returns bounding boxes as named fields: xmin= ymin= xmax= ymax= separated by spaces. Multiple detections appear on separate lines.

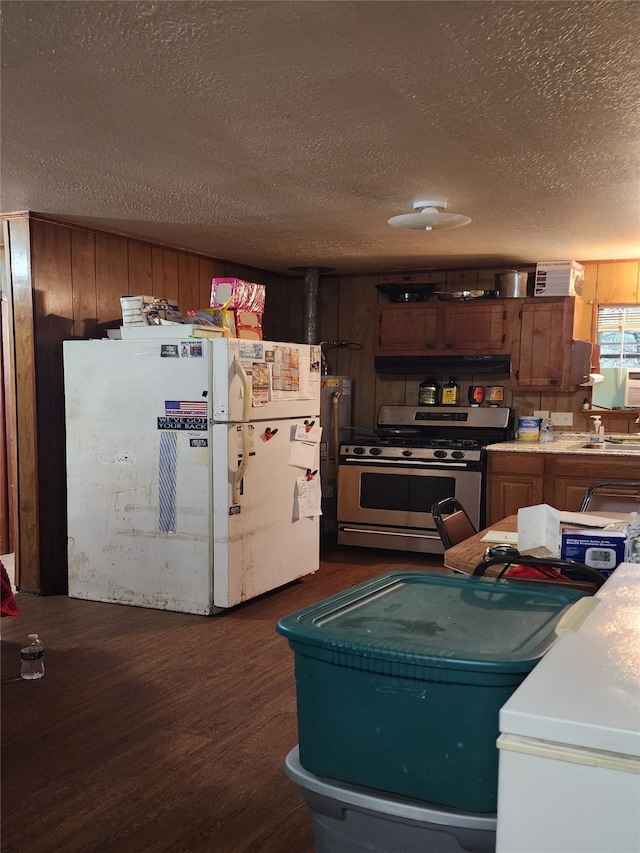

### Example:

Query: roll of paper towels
xmin=580 ymin=373 xmax=605 ymax=386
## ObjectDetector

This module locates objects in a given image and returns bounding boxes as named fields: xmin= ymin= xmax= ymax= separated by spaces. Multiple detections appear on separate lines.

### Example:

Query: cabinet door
xmin=549 ymin=455 xmax=640 ymax=512
xmin=441 ymin=301 xmax=510 ymax=353
xmin=512 ymin=298 xmax=584 ymax=390
xmin=375 ymin=304 xmax=440 ymax=354
xmin=488 ymin=475 xmax=544 ymax=524
xmin=487 ymin=452 xmax=545 ymax=524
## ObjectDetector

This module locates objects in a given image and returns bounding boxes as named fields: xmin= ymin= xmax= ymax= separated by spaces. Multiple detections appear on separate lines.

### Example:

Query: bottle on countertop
xmin=589 ymin=415 xmax=605 ymax=444
xmin=441 ymin=377 xmax=460 ymax=406
xmin=539 ymin=416 xmax=555 ymax=443
xmin=581 ymin=398 xmax=590 ymax=410
xmin=418 ymin=377 xmax=440 ymax=407
xmin=20 ymin=634 xmax=45 ymax=680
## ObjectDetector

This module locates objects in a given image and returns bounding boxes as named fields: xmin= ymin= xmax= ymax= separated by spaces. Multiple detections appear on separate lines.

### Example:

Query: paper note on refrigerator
xmin=295 ymin=475 xmax=322 ymax=519
xmin=288 ymin=439 xmax=317 ymax=470
xmin=294 ymin=423 xmax=322 ymax=443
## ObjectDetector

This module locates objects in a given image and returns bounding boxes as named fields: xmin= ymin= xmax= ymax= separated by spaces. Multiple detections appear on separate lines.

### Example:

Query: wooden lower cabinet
xmin=487 ymin=451 xmax=640 ymax=523
xmin=487 ymin=453 xmax=544 ymax=522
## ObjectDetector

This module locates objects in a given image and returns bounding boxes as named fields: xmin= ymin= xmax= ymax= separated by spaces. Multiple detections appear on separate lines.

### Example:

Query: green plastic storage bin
xmin=276 ymin=571 xmax=587 ymax=813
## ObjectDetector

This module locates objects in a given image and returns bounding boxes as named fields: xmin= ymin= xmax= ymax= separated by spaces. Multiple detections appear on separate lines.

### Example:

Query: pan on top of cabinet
xmin=437 ymin=290 xmax=496 ymax=301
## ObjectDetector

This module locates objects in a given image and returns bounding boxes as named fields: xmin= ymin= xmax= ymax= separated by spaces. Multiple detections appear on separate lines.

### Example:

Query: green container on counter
xmin=276 ymin=571 xmax=587 ymax=813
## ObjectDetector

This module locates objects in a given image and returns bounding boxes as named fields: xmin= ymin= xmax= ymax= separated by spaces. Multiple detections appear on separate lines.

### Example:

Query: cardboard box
xmin=534 ymin=261 xmax=584 ymax=297
xmin=561 ymin=528 xmax=627 ymax=577
xmin=119 ymin=324 xmax=224 ymax=340
xmin=120 ymin=295 xmax=184 ymax=325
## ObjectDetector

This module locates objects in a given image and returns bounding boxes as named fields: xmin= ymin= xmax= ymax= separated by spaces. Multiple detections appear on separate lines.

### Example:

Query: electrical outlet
xmin=551 ymin=411 xmax=573 ymax=426
xmin=534 ymin=410 xmax=549 ymax=420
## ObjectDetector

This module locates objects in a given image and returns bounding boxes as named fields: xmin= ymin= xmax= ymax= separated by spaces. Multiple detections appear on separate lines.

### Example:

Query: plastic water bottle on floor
xmin=20 ymin=634 xmax=45 ymax=680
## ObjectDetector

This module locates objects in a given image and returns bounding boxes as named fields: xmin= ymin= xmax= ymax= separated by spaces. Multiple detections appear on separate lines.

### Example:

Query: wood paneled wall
xmin=3 ymin=208 xmax=638 ymax=595
xmin=3 ymin=215 xmax=303 ymax=594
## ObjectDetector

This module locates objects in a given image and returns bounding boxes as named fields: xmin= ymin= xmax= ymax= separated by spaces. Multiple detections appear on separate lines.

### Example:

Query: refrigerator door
xmin=212 ymin=417 xmax=320 ymax=608
xmin=64 ymin=338 xmax=215 ymax=614
xmin=212 ymin=338 xmax=321 ymax=422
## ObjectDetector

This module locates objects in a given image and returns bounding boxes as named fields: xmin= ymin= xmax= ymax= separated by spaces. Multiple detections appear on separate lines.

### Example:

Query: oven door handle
xmin=338 ymin=526 xmax=441 ymax=540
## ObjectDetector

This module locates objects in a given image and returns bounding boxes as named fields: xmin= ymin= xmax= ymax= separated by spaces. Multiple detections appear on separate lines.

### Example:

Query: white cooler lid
xmin=499 ymin=563 xmax=640 ymax=758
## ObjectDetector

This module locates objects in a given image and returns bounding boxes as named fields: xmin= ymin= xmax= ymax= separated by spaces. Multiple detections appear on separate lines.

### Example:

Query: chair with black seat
xmin=431 ymin=497 xmax=478 ymax=550
xmin=579 ymin=481 xmax=640 ymax=513
xmin=472 ymin=555 xmax=605 ymax=595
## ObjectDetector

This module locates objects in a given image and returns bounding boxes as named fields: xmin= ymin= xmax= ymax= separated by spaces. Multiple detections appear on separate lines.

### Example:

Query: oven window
xmin=360 ymin=473 xmax=455 ymax=513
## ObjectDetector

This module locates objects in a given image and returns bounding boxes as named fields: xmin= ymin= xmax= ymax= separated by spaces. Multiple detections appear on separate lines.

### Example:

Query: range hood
xmin=374 ymin=355 xmax=512 ymax=375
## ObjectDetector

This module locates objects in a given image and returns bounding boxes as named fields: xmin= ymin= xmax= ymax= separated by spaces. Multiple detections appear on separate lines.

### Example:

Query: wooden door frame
xmin=1 ymin=239 xmax=14 ymax=558
xmin=2 ymin=216 xmax=40 ymax=592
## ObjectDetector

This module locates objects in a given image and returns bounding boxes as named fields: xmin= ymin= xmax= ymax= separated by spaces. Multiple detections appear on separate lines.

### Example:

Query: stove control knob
xmin=434 ymin=450 xmax=447 ymax=459
xmin=353 ymin=446 xmax=366 ymax=455
xmin=402 ymin=449 xmax=413 ymax=457
xmin=452 ymin=451 xmax=465 ymax=459
xmin=369 ymin=447 xmax=382 ymax=456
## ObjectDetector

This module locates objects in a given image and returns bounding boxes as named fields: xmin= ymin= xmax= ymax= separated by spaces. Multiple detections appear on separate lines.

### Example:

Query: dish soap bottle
xmin=419 ymin=377 xmax=440 ymax=406
xmin=441 ymin=377 xmax=460 ymax=406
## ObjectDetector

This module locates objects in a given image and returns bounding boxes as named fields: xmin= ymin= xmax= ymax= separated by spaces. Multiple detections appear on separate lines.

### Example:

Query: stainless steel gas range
xmin=337 ymin=405 xmax=513 ymax=554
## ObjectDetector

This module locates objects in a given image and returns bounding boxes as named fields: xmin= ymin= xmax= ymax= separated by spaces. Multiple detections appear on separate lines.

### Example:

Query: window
xmin=596 ymin=305 xmax=640 ymax=367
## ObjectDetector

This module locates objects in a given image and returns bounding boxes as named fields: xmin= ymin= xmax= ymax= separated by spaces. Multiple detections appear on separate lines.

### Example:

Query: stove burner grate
xmin=369 ymin=435 xmax=483 ymax=450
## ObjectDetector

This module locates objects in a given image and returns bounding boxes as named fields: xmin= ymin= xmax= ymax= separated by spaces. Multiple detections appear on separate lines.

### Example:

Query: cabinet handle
xmin=445 ymin=342 xmax=453 ymax=349
xmin=550 ymin=379 xmax=559 ymax=385
xmin=426 ymin=343 xmax=434 ymax=349
xmin=501 ymin=334 xmax=506 ymax=343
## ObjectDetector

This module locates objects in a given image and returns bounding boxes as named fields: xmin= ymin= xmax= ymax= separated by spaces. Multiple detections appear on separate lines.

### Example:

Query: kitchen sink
xmin=580 ymin=441 xmax=640 ymax=451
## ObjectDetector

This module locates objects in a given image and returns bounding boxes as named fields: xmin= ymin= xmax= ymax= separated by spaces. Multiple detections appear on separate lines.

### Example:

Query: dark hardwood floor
xmin=1 ymin=545 xmax=450 ymax=853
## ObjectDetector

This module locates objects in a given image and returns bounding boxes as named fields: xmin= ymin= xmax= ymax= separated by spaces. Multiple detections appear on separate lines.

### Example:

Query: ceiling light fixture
xmin=387 ymin=200 xmax=471 ymax=232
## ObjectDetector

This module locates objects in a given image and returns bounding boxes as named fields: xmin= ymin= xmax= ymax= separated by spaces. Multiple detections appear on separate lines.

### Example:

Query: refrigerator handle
xmin=234 ymin=356 xmax=252 ymax=423
xmin=233 ymin=423 xmax=250 ymax=504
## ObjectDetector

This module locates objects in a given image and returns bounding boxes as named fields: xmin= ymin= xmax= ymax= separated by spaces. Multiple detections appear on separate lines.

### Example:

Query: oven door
xmin=337 ymin=461 xmax=483 ymax=554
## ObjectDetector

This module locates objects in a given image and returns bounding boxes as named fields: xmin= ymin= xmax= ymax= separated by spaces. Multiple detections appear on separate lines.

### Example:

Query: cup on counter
xmin=517 ymin=417 xmax=541 ymax=441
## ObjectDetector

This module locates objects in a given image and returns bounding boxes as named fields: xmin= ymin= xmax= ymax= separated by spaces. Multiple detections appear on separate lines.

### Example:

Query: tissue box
xmin=210 ymin=278 xmax=266 ymax=313
xmin=561 ymin=528 xmax=627 ymax=577
xmin=234 ymin=311 xmax=262 ymax=340
xmin=534 ymin=261 xmax=584 ymax=297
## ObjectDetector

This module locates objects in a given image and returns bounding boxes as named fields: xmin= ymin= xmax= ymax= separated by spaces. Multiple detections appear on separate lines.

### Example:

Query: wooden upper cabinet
xmin=511 ymin=297 xmax=591 ymax=391
xmin=376 ymin=304 xmax=440 ymax=353
xmin=375 ymin=299 xmax=512 ymax=356
xmin=441 ymin=301 xmax=510 ymax=353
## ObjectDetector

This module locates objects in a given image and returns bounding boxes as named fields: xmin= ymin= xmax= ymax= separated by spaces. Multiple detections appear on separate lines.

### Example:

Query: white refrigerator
xmin=63 ymin=335 xmax=322 ymax=615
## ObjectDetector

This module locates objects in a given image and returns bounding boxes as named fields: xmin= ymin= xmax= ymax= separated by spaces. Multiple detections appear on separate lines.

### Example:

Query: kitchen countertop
xmin=486 ymin=432 xmax=640 ymax=457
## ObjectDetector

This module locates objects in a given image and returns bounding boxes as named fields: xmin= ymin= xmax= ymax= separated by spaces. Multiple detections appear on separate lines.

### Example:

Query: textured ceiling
xmin=2 ymin=1 xmax=640 ymax=275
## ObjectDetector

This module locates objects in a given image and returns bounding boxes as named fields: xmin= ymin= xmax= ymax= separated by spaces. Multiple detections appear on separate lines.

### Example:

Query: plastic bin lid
xmin=276 ymin=571 xmax=587 ymax=673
